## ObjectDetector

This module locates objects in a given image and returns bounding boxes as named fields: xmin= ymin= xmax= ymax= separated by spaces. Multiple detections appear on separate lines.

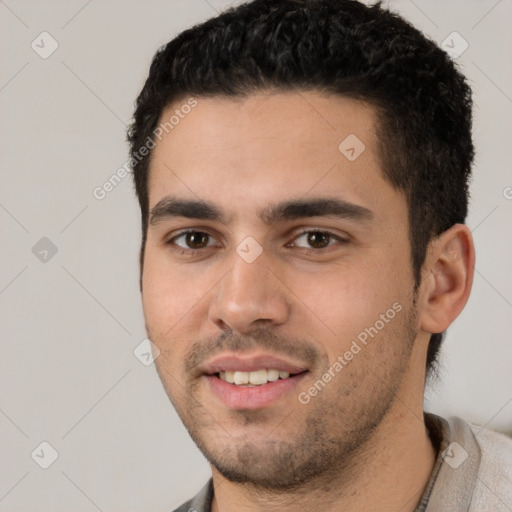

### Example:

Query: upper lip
xmin=201 ymin=353 xmax=308 ymax=375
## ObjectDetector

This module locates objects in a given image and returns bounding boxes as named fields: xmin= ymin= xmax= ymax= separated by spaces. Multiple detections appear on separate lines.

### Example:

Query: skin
xmin=141 ymin=91 xmax=475 ymax=511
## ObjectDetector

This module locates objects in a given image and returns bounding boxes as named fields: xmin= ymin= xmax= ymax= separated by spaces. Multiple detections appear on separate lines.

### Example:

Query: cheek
xmin=291 ymin=258 xmax=409 ymax=352
xmin=142 ymin=250 xmax=202 ymax=339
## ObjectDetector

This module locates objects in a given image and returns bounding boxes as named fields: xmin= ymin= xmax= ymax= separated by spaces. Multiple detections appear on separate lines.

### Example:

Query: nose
xmin=208 ymin=248 xmax=291 ymax=334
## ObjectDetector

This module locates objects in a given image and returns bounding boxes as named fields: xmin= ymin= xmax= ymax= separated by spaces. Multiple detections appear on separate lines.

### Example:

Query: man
xmin=127 ymin=0 xmax=512 ymax=510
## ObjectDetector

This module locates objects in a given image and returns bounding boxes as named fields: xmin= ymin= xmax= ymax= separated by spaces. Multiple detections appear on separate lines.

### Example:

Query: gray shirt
xmin=173 ymin=413 xmax=512 ymax=511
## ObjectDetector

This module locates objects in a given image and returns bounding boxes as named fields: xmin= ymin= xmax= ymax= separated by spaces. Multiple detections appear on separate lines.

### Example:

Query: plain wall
xmin=1 ymin=1 xmax=510 ymax=510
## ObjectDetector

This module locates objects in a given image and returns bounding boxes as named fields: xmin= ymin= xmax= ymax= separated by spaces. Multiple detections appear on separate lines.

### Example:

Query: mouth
xmin=201 ymin=353 xmax=309 ymax=410
xmin=216 ymin=368 xmax=301 ymax=386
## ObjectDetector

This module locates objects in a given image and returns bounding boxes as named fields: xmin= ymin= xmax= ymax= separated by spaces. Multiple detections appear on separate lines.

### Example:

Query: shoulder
xmin=467 ymin=419 xmax=512 ymax=511
xmin=469 ymin=420 xmax=512 ymax=464
xmin=443 ymin=418 xmax=512 ymax=512
xmin=424 ymin=414 xmax=512 ymax=511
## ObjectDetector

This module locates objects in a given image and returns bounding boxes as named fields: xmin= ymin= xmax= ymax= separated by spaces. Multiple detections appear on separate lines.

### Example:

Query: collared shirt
xmin=172 ymin=413 xmax=512 ymax=511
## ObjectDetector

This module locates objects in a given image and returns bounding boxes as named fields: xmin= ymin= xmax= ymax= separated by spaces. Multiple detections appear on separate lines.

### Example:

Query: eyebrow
xmin=149 ymin=196 xmax=374 ymax=226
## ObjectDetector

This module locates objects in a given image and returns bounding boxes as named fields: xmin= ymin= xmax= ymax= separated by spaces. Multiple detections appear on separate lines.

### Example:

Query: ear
xmin=418 ymin=224 xmax=475 ymax=334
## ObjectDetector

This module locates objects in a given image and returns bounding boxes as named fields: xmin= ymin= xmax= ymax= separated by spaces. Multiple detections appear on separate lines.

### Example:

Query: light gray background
xmin=1 ymin=0 xmax=511 ymax=510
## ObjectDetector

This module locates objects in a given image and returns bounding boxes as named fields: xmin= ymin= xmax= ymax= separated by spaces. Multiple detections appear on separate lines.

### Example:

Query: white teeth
xmin=249 ymin=369 xmax=267 ymax=385
xmin=218 ymin=369 xmax=294 ymax=386
xmin=234 ymin=371 xmax=249 ymax=385
xmin=267 ymin=369 xmax=280 ymax=382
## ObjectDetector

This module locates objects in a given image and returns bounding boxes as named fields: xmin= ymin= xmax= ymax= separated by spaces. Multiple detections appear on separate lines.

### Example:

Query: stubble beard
xmin=154 ymin=305 xmax=417 ymax=492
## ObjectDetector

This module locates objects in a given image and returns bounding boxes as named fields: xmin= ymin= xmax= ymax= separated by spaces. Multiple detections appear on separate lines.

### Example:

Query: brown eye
xmin=185 ymin=231 xmax=210 ymax=249
xmin=170 ymin=231 xmax=214 ymax=250
xmin=306 ymin=231 xmax=331 ymax=249
xmin=292 ymin=230 xmax=340 ymax=250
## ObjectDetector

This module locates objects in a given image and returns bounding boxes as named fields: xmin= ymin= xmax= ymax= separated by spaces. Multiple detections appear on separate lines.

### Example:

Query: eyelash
xmin=165 ymin=229 xmax=349 ymax=256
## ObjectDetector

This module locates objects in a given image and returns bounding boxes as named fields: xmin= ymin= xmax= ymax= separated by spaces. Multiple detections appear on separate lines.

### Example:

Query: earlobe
xmin=419 ymin=224 xmax=475 ymax=334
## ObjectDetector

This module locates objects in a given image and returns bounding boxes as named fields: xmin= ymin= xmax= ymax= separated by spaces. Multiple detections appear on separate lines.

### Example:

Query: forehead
xmin=147 ymin=91 xmax=400 ymax=221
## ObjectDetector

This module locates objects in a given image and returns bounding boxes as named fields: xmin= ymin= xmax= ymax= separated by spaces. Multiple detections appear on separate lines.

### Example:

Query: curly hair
xmin=128 ymin=0 xmax=474 ymax=377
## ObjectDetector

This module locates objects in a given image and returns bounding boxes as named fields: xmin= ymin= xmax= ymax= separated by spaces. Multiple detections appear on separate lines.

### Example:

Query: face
xmin=142 ymin=91 xmax=422 ymax=489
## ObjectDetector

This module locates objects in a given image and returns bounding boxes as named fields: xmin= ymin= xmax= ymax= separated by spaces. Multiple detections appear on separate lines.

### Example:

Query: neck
xmin=210 ymin=353 xmax=436 ymax=512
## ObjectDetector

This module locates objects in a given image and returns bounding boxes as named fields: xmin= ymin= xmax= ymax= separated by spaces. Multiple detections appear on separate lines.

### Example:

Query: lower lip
xmin=205 ymin=373 xmax=307 ymax=410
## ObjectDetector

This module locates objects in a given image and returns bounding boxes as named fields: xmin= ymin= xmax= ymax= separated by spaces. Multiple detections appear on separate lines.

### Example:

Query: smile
xmin=217 ymin=369 xmax=293 ymax=386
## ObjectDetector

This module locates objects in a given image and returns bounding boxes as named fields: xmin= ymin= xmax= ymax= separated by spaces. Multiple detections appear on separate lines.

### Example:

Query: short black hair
xmin=128 ymin=0 xmax=474 ymax=378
